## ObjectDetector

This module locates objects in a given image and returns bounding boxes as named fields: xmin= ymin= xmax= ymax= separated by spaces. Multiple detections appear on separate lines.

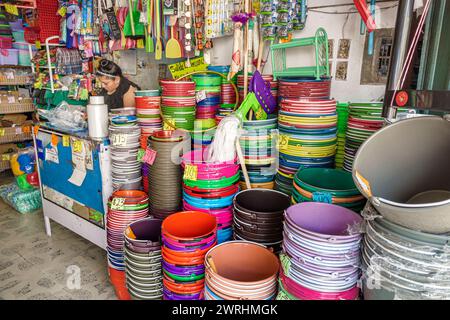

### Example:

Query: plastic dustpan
xmin=124 ymin=0 xmax=145 ymax=39
xmin=250 ymin=71 xmax=277 ymax=114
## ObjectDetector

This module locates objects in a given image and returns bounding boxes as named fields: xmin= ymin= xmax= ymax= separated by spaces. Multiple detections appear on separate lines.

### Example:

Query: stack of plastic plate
xmin=162 ymin=211 xmax=217 ymax=300
xmin=239 ymin=115 xmax=278 ymax=189
xmin=124 ymin=217 xmax=163 ymax=300
xmin=237 ymin=73 xmax=278 ymax=107
xmin=160 ymin=80 xmax=196 ymax=131
xmin=335 ymin=102 xmax=349 ymax=169
xmin=135 ymin=90 xmax=162 ymax=149
xmin=204 ymin=241 xmax=279 ymax=300
xmin=291 ymin=168 xmax=366 ymax=212
xmin=233 ymin=189 xmax=291 ymax=253
xmin=109 ymin=116 xmax=142 ymax=190
xmin=275 ymin=98 xmax=337 ymax=196
xmin=343 ymin=103 xmax=383 ymax=172
xmin=281 ymin=202 xmax=363 ymax=300
xmin=147 ymin=131 xmax=187 ymax=219
xmin=107 ymin=190 xmax=149 ymax=299
xmin=181 ymin=149 xmax=239 ymax=243
xmin=278 ymin=77 xmax=331 ymax=100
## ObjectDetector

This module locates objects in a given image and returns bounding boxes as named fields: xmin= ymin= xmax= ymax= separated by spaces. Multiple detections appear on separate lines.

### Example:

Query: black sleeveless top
xmin=102 ymin=77 xmax=140 ymax=111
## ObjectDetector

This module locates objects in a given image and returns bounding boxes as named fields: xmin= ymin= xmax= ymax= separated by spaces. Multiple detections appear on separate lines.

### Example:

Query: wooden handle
xmin=207 ymin=256 xmax=218 ymax=273
xmin=236 ymin=139 xmax=251 ymax=190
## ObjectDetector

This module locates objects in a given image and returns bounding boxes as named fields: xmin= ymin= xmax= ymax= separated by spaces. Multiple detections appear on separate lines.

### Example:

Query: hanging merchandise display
xmin=335 ymin=102 xmax=349 ymax=169
xmin=204 ymin=241 xmax=280 ymax=300
xmin=233 ymin=189 xmax=291 ymax=253
xmin=181 ymin=149 xmax=239 ymax=243
xmin=275 ymin=98 xmax=337 ymax=196
xmin=135 ymin=90 xmax=163 ymax=149
xmin=161 ymin=211 xmax=217 ymax=300
xmin=343 ymin=102 xmax=383 ymax=172
xmin=109 ymin=117 xmax=142 ymax=190
xmin=280 ymin=202 xmax=363 ymax=300
xmin=239 ymin=115 xmax=278 ymax=189
xmin=260 ymin=0 xmax=307 ymax=41
xmin=160 ymin=80 xmax=197 ymax=131
xmin=107 ymin=190 xmax=149 ymax=299
xmin=147 ymin=130 xmax=187 ymax=219
xmin=291 ymin=168 xmax=366 ymax=212
xmin=124 ymin=217 xmax=163 ymax=300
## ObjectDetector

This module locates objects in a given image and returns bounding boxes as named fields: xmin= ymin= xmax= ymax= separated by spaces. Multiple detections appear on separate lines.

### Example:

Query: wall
xmin=210 ymin=0 xmax=399 ymax=102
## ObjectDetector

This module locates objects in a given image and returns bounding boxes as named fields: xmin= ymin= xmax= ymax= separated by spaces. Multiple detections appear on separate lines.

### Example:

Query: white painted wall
xmin=210 ymin=0 xmax=398 ymax=102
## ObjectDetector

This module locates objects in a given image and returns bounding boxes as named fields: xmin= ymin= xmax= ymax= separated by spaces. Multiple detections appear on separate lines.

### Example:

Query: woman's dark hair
xmin=97 ymin=59 xmax=122 ymax=77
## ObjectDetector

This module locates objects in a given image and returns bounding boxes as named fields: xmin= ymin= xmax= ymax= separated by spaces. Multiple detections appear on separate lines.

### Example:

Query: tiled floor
xmin=0 ymin=172 xmax=116 ymax=300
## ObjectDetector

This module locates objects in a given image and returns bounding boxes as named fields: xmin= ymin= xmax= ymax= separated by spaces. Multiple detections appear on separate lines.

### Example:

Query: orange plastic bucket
xmin=162 ymin=211 xmax=217 ymax=241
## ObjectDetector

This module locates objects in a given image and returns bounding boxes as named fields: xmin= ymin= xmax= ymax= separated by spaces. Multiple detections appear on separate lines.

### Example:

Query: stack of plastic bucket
xmin=124 ymin=218 xmax=163 ymax=300
xmin=107 ymin=190 xmax=149 ymax=299
xmin=147 ymin=130 xmax=187 ymax=219
xmin=278 ymin=77 xmax=331 ymax=101
xmin=280 ymin=202 xmax=363 ymax=300
xmin=292 ymin=168 xmax=366 ymax=212
xmin=335 ymin=102 xmax=349 ymax=169
xmin=109 ymin=116 xmax=142 ymax=190
xmin=161 ymin=211 xmax=217 ymax=300
xmin=160 ymin=80 xmax=196 ymax=131
xmin=239 ymin=115 xmax=278 ymax=189
xmin=204 ymin=241 xmax=279 ymax=300
xmin=351 ymin=116 xmax=450 ymax=300
xmin=207 ymin=65 xmax=237 ymax=105
xmin=275 ymin=98 xmax=337 ymax=196
xmin=135 ymin=90 xmax=162 ymax=149
xmin=233 ymin=189 xmax=291 ymax=253
xmin=343 ymin=102 xmax=383 ymax=172
xmin=181 ymin=149 xmax=239 ymax=243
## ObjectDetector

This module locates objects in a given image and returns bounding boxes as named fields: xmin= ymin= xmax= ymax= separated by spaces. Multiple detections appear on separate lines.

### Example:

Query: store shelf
xmin=0 ymin=157 xmax=11 ymax=172
xmin=0 ymin=100 xmax=35 ymax=114
xmin=0 ymin=124 xmax=33 ymax=144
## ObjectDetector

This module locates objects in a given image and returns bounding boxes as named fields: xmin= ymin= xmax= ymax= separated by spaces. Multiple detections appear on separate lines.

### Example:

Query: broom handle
xmin=236 ymin=140 xmax=251 ymax=190
xmin=128 ymin=0 xmax=136 ymax=36
xmin=244 ymin=0 xmax=251 ymax=120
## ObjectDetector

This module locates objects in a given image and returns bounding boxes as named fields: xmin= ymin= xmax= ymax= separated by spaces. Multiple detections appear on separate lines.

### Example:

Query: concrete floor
xmin=0 ymin=172 xmax=116 ymax=300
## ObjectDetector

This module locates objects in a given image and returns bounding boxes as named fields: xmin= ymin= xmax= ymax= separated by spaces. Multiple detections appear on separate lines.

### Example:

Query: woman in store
xmin=96 ymin=59 xmax=141 ymax=111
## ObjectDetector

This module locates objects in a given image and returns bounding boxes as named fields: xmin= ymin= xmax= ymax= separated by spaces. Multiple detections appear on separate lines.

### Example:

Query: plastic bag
xmin=38 ymin=101 xmax=87 ymax=132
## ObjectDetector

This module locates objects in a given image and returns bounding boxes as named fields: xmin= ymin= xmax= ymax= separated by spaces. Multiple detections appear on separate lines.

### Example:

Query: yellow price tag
xmin=110 ymin=198 xmax=126 ymax=210
xmin=5 ymin=4 xmax=19 ymax=15
xmin=62 ymin=135 xmax=70 ymax=147
xmin=0 ymin=129 xmax=5 ymax=137
xmin=355 ymin=171 xmax=373 ymax=198
xmin=35 ymin=40 xmax=41 ymax=50
xmin=57 ymin=6 xmax=67 ymax=17
xmin=183 ymin=164 xmax=198 ymax=181
xmin=2 ymin=154 xmax=10 ymax=161
xmin=112 ymin=134 xmax=127 ymax=146
xmin=163 ymin=117 xmax=175 ymax=131
xmin=279 ymin=135 xmax=290 ymax=151
xmin=72 ymin=140 xmax=83 ymax=153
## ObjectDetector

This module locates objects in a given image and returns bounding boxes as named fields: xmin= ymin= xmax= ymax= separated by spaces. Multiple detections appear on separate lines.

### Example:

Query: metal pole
xmin=383 ymin=0 xmax=414 ymax=119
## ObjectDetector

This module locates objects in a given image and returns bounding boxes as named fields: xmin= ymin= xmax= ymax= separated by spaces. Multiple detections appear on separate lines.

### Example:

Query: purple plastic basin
xmin=285 ymin=203 xmax=363 ymax=241
xmin=125 ymin=217 xmax=162 ymax=247
xmin=163 ymin=288 xmax=203 ymax=300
